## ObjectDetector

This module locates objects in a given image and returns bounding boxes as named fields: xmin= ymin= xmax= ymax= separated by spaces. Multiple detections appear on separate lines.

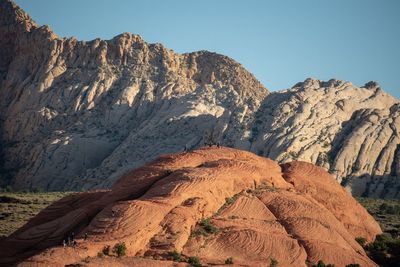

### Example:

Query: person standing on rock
xmin=84 ymin=232 xmax=88 ymax=240
xmin=62 ymin=239 xmax=66 ymax=248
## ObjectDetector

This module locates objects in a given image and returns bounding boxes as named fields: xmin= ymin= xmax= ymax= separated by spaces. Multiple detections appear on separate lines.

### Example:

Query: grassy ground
xmin=0 ymin=192 xmax=72 ymax=238
xmin=357 ymin=197 xmax=400 ymax=237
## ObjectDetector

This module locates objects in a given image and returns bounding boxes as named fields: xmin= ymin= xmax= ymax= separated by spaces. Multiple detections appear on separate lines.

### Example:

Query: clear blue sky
xmin=15 ymin=0 xmax=400 ymax=98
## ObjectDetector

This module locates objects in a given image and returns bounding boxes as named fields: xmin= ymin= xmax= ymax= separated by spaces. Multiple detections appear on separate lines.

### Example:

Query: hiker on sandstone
xmin=84 ymin=232 xmax=88 ymax=240
xmin=62 ymin=239 xmax=66 ymax=247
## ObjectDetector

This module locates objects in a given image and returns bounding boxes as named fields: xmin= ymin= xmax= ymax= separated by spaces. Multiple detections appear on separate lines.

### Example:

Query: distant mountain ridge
xmin=0 ymin=0 xmax=399 ymax=198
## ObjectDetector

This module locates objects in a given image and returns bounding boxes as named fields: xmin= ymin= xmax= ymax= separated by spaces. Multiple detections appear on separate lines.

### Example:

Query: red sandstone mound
xmin=0 ymin=147 xmax=381 ymax=266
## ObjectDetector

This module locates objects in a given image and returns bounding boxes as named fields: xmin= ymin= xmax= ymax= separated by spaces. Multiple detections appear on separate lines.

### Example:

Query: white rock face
xmin=0 ymin=0 xmax=267 ymax=191
xmin=1 ymin=1 xmax=399 ymax=198
xmin=250 ymin=79 xmax=400 ymax=198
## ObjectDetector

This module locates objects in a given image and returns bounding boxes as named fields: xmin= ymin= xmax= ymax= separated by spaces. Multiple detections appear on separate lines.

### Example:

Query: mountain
xmin=250 ymin=79 xmax=400 ymax=198
xmin=0 ymin=0 xmax=399 ymax=198
xmin=0 ymin=0 xmax=267 ymax=191
xmin=0 ymin=147 xmax=382 ymax=266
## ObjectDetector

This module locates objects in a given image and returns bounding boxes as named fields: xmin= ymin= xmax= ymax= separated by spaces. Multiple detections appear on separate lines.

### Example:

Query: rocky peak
xmin=363 ymin=81 xmax=380 ymax=90
xmin=0 ymin=0 xmax=38 ymax=72
xmin=0 ymin=0 xmax=37 ymax=31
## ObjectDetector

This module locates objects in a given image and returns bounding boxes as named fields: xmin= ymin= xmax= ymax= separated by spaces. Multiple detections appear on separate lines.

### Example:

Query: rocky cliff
xmin=0 ymin=0 xmax=399 ymax=197
xmin=0 ymin=0 xmax=267 ymax=191
xmin=250 ymin=79 xmax=400 ymax=198
xmin=0 ymin=147 xmax=382 ymax=266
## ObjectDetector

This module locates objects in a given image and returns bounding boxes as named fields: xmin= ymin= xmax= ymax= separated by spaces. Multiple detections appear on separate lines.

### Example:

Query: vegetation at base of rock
xmin=355 ymin=236 xmax=367 ymax=247
xmin=168 ymin=250 xmax=183 ymax=262
xmin=113 ymin=242 xmax=127 ymax=257
xmin=312 ymin=260 xmax=335 ymax=267
xmin=364 ymin=233 xmax=400 ymax=267
xmin=225 ymin=257 xmax=233 ymax=264
xmin=188 ymin=256 xmax=202 ymax=267
xmin=269 ymin=258 xmax=278 ymax=267
xmin=357 ymin=198 xmax=400 ymax=237
xmin=0 ymin=191 xmax=72 ymax=237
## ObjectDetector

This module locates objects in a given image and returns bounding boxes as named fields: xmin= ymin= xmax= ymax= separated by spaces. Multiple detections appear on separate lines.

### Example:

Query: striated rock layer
xmin=0 ymin=147 xmax=381 ymax=267
xmin=0 ymin=1 xmax=399 ymax=197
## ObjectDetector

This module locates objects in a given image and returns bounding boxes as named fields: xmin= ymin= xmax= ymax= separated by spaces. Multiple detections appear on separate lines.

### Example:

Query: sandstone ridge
xmin=0 ymin=147 xmax=381 ymax=266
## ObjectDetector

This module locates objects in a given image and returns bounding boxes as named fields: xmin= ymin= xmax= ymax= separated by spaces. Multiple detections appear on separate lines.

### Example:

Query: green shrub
xmin=379 ymin=203 xmax=400 ymax=215
xmin=113 ymin=242 xmax=127 ymax=257
xmin=199 ymin=218 xmax=218 ymax=234
xmin=365 ymin=233 xmax=400 ymax=266
xmin=269 ymin=258 xmax=278 ymax=267
xmin=225 ymin=257 xmax=234 ymax=264
xmin=355 ymin=236 xmax=367 ymax=247
xmin=97 ymin=252 xmax=104 ymax=258
xmin=345 ymin=264 xmax=360 ymax=267
xmin=168 ymin=250 xmax=183 ymax=262
xmin=102 ymin=245 xmax=110 ymax=255
xmin=188 ymin=256 xmax=202 ymax=267
xmin=312 ymin=260 xmax=335 ymax=267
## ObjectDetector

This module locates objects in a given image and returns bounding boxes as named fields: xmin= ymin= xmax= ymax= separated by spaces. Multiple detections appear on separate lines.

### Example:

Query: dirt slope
xmin=0 ymin=147 xmax=381 ymax=266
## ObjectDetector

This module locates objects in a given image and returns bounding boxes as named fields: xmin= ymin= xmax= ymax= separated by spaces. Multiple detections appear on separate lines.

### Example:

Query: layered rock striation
xmin=0 ymin=147 xmax=382 ymax=266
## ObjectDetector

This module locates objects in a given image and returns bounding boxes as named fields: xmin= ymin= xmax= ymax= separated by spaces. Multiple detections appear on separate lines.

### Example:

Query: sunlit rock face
xmin=1 ymin=1 xmax=399 ymax=198
xmin=250 ymin=79 xmax=399 ymax=198
xmin=0 ymin=147 xmax=381 ymax=267
xmin=0 ymin=1 xmax=267 ymax=191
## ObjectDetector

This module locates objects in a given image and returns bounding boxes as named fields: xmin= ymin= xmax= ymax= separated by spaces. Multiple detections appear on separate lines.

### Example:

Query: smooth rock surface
xmin=0 ymin=147 xmax=381 ymax=267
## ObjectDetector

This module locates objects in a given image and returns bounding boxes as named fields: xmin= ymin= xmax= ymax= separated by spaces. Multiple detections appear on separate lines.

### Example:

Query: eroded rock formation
xmin=0 ymin=0 xmax=267 ymax=191
xmin=0 ymin=147 xmax=381 ymax=266
xmin=250 ymin=79 xmax=400 ymax=198
xmin=0 ymin=0 xmax=399 ymax=197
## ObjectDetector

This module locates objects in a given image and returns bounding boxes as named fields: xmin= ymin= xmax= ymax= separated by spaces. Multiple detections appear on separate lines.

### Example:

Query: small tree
xmin=199 ymin=218 xmax=218 ymax=234
xmin=188 ymin=256 xmax=202 ymax=267
xmin=225 ymin=257 xmax=234 ymax=264
xmin=113 ymin=242 xmax=127 ymax=257
xmin=102 ymin=245 xmax=110 ymax=255
xmin=168 ymin=250 xmax=183 ymax=262
xmin=355 ymin=237 xmax=367 ymax=247
xmin=270 ymin=258 xmax=278 ymax=267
